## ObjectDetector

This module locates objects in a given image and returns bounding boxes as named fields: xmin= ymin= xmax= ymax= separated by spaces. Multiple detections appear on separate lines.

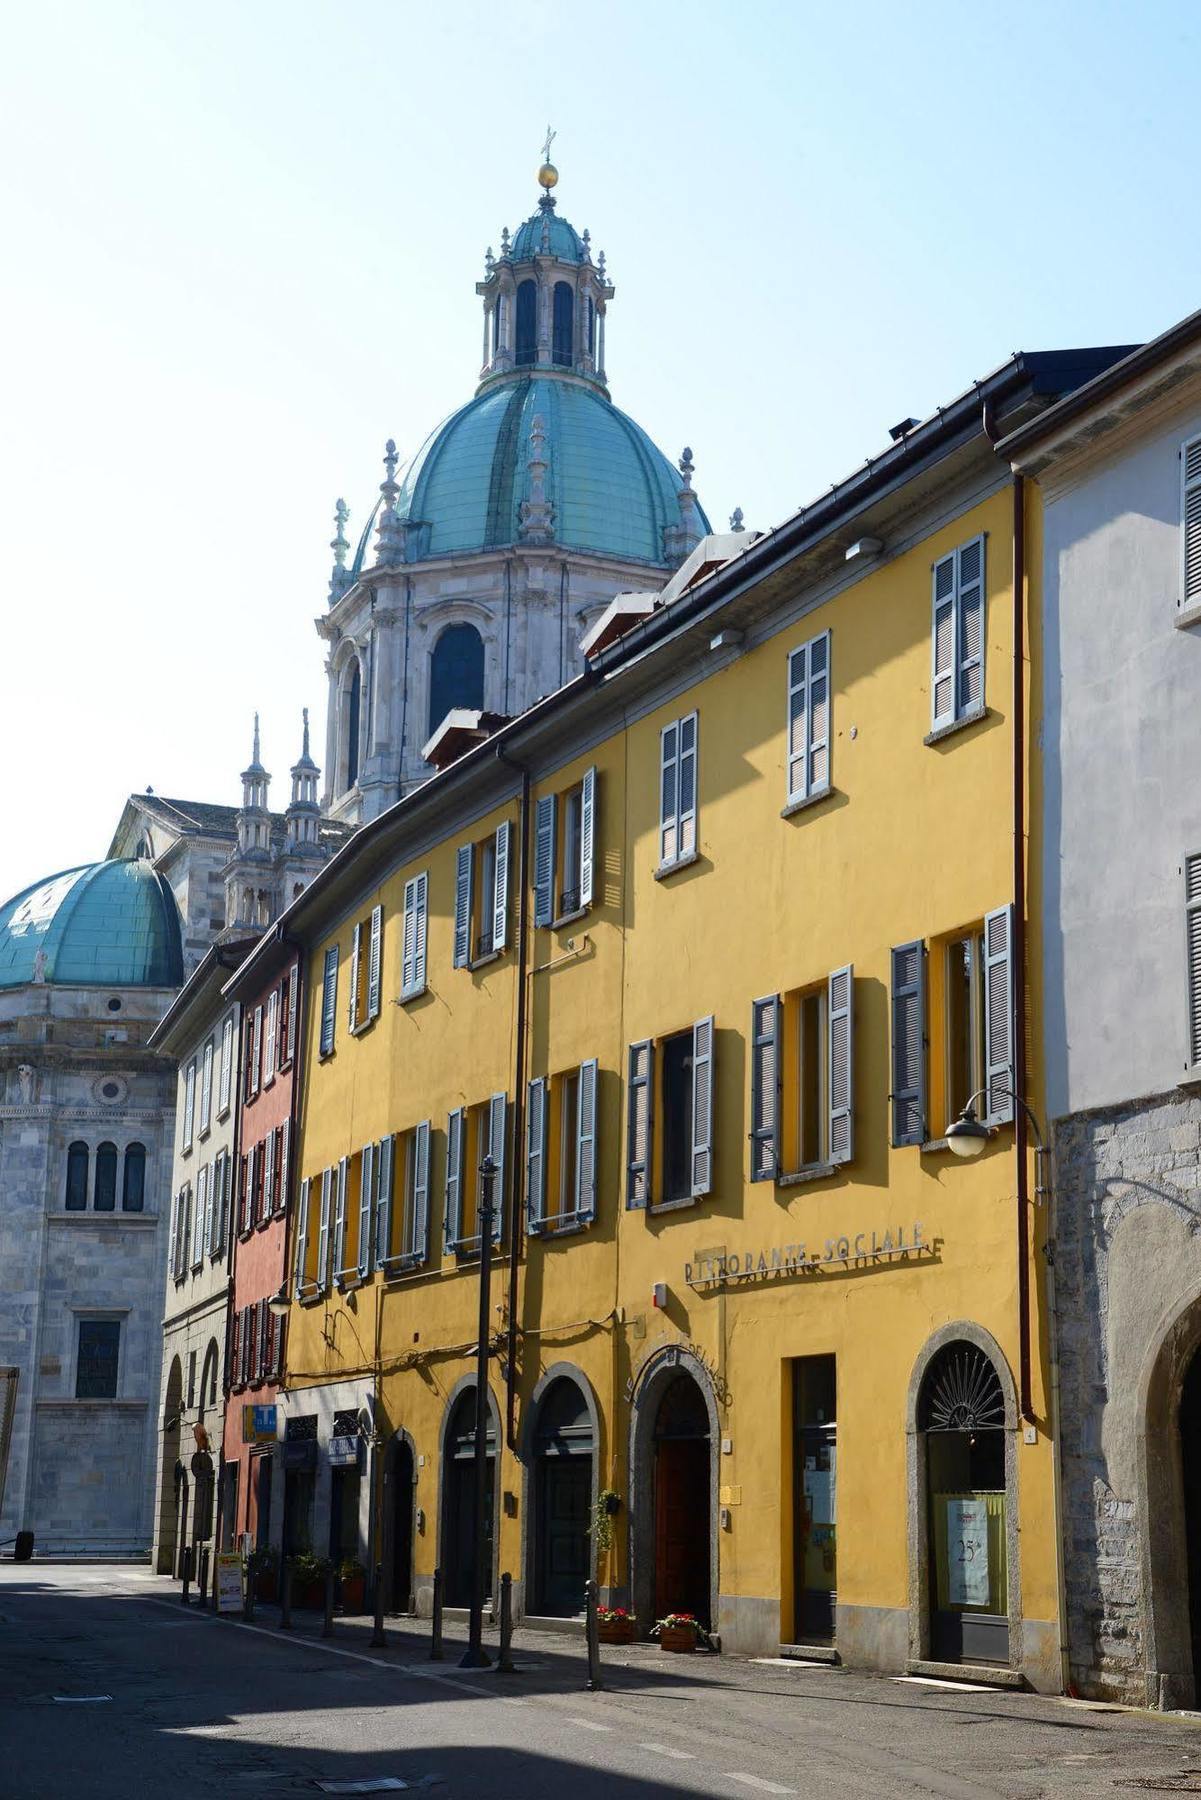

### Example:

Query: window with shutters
xmin=453 ymin=822 xmax=511 ymax=968
xmin=378 ymin=1125 xmax=432 ymax=1268
xmin=209 ymin=1150 xmax=228 ymax=1257
xmin=446 ymin=1095 xmax=507 ymax=1255
xmin=527 ymin=1061 xmax=598 ymax=1234
xmin=626 ymin=1019 xmax=714 ymax=1211
xmin=347 ymin=905 xmax=384 ymax=1033
xmin=400 ymin=873 xmax=429 ymax=1000
xmin=785 ymin=632 xmax=832 ymax=809
xmin=182 ymin=1058 xmax=196 ymax=1152
xmin=319 ymin=945 xmax=339 ymax=1057
xmin=928 ymin=535 xmax=986 ymax=736
xmin=1182 ymin=436 xmax=1201 ymax=614
xmin=217 ymin=1013 xmax=235 ymax=1117
xmin=264 ymin=991 xmax=279 ymax=1084
xmin=199 ymin=1037 xmax=214 ymax=1136
xmin=751 ymin=972 xmax=854 ymax=1182
xmin=192 ymin=1165 xmax=209 ymax=1268
xmin=1185 ymin=853 xmax=1201 ymax=1072
xmin=534 ymin=769 xmax=598 ymax=927
xmin=891 ymin=911 xmax=1013 ymax=1147
xmin=333 ymin=1151 xmax=367 ymax=1285
xmin=279 ymin=965 xmax=299 ymax=1068
xmin=244 ymin=1007 xmax=263 ymax=1103
xmin=658 ymin=713 xmax=699 ymax=873
xmin=293 ymin=1170 xmax=333 ymax=1295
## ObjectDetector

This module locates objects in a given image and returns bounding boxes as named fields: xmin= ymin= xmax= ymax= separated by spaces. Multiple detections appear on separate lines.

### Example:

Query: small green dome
xmin=0 ymin=860 xmax=184 ymax=990
xmin=510 ymin=208 xmax=584 ymax=264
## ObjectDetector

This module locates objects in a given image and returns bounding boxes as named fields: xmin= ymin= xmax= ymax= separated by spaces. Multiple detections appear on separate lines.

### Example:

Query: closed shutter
xmin=982 ymin=905 xmax=1015 ymax=1124
xmin=627 ymin=1040 xmax=654 ymax=1207
xmin=348 ymin=923 xmax=362 ymax=1029
xmin=257 ymin=1300 xmax=268 ymax=1381
xmin=168 ymin=1190 xmax=178 ymax=1279
xmin=294 ymin=1177 xmax=311 ymax=1294
xmin=749 ymin=995 xmax=780 ymax=1180
xmin=691 ymin=1015 xmax=714 ymax=1198
xmin=242 ymin=1306 xmax=253 ymax=1386
xmin=679 ymin=714 xmax=698 ymax=859
xmin=368 ymin=905 xmax=383 ymax=1020
xmin=200 ymin=1039 xmax=214 ymax=1132
xmin=273 ymin=1314 xmax=285 ymax=1379
xmin=534 ymin=794 xmax=557 ymax=926
xmin=659 ymin=723 xmax=679 ymax=866
xmin=265 ymin=992 xmax=278 ymax=1082
xmin=375 ymin=1135 xmax=395 ymax=1263
xmin=402 ymin=874 xmax=428 ymax=997
xmin=333 ymin=1157 xmax=349 ymax=1274
xmin=445 ymin=1108 xmax=465 ymax=1249
xmin=205 ymin=1158 xmax=217 ymax=1256
xmin=787 ymin=633 xmax=831 ymax=803
xmin=251 ymin=1009 xmax=262 ymax=1095
xmin=1187 ymin=854 xmax=1201 ymax=1068
xmin=230 ymin=1309 xmax=241 ymax=1386
xmin=183 ymin=1060 xmax=196 ymax=1148
xmin=1184 ymin=437 xmax=1201 ymax=608
xmin=931 ymin=551 xmax=957 ymax=729
xmin=577 ymin=1058 xmax=598 ymax=1221
xmin=579 ymin=768 xmax=597 ymax=909
xmin=453 ymin=844 xmax=473 ymax=968
xmin=317 ymin=1168 xmax=332 ymax=1288
xmin=358 ymin=1141 xmax=375 ymax=1276
xmin=237 ymin=1155 xmax=249 ymax=1235
xmin=411 ymin=1121 xmax=431 ymax=1262
xmin=218 ymin=1016 xmax=233 ymax=1113
xmin=493 ymin=821 xmax=511 ymax=952
xmin=890 ymin=941 xmax=927 ymax=1146
xmin=526 ymin=1076 xmax=547 ymax=1232
xmin=320 ymin=946 xmax=338 ymax=1055
xmin=957 ymin=536 xmax=985 ymax=715
xmin=215 ymin=1154 xmax=228 ymax=1254
xmin=263 ymin=1129 xmax=275 ymax=1218
xmin=488 ymin=1092 xmax=507 ymax=1243
xmin=827 ymin=964 xmax=854 ymax=1163
xmin=286 ymin=964 xmax=299 ymax=1063
xmin=278 ymin=1119 xmax=290 ymax=1215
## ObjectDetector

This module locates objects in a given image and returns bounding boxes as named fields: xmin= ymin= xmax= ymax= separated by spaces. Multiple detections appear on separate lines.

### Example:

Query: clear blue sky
xmin=2 ymin=0 xmax=1197 ymax=899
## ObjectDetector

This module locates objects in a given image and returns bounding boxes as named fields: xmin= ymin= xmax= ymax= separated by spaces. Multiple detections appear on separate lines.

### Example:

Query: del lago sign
xmin=685 ymin=1222 xmax=932 ymax=1291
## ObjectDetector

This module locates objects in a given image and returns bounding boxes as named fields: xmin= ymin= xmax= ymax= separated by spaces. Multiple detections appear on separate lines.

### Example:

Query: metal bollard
xmin=322 ymin=1567 xmax=335 ymax=1638
xmin=197 ymin=1545 xmax=210 ymax=1604
xmin=370 ymin=1561 xmax=386 ymax=1649
xmin=180 ymin=1544 xmax=192 ymax=1607
xmin=429 ymin=1567 xmax=444 ymax=1662
xmin=278 ymin=1560 xmax=293 ymax=1631
xmin=496 ymin=1572 xmax=515 ymax=1673
xmin=584 ymin=1578 xmax=603 ymax=1692
xmin=243 ymin=1555 xmax=256 ymax=1622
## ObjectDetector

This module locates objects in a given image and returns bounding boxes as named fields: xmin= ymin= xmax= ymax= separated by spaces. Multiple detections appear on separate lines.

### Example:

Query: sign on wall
xmin=215 ymin=1552 xmax=244 ymax=1614
xmin=328 ymin=1434 xmax=362 ymax=1468
xmin=242 ymin=1404 xmax=277 ymax=1445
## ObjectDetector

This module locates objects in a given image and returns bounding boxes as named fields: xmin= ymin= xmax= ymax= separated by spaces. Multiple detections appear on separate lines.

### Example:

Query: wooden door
xmin=654 ymin=1438 xmax=710 ymax=1626
xmin=537 ymin=1457 xmax=590 ymax=1616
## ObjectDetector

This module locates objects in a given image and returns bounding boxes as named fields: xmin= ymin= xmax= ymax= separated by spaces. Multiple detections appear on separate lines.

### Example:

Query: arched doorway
xmin=652 ymin=1373 xmax=712 ymax=1626
xmin=386 ymin=1434 xmax=416 ymax=1613
xmin=530 ymin=1376 xmax=594 ymax=1617
xmin=917 ymin=1339 xmax=1011 ymax=1665
xmin=440 ymin=1384 xmax=497 ymax=1608
xmin=156 ymin=1357 xmax=183 ymax=1574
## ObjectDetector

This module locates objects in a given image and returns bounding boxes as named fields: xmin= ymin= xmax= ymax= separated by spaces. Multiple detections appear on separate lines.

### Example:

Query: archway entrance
xmin=1180 ymin=1350 xmax=1201 ymax=1692
xmin=156 ymin=1358 xmax=183 ymax=1574
xmin=388 ymin=1436 xmax=415 ymax=1613
xmin=653 ymin=1372 xmax=711 ymax=1628
xmin=531 ymin=1378 xmax=593 ymax=1617
xmin=442 ymin=1387 xmax=496 ymax=1608
xmin=919 ymin=1342 xmax=1009 ymax=1665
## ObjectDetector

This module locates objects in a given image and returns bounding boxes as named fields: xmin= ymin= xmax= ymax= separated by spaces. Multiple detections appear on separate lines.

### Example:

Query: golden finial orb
xmin=537 ymin=160 xmax=559 ymax=190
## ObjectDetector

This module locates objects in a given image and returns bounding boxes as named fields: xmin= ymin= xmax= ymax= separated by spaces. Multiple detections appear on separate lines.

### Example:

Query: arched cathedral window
xmin=344 ymin=662 xmax=362 ymax=790
xmin=552 ymin=282 xmax=574 ymax=366
xmin=429 ymin=623 xmax=485 ymax=737
xmin=516 ymin=280 xmax=537 ymax=367
xmin=94 ymin=1142 xmax=117 ymax=1212
xmin=65 ymin=1141 xmax=89 ymax=1211
xmin=122 ymin=1142 xmax=146 ymax=1213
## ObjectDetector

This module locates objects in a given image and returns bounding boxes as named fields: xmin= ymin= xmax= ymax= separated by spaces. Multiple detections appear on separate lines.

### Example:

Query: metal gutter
xmin=998 ymin=320 xmax=1201 ymax=457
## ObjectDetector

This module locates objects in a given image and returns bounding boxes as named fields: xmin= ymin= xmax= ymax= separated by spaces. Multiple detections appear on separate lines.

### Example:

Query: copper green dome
xmin=0 ymin=860 xmax=184 ymax=990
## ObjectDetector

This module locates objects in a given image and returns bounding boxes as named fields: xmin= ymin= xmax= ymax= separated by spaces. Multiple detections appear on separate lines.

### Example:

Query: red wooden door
xmin=654 ymin=1438 xmax=710 ymax=1626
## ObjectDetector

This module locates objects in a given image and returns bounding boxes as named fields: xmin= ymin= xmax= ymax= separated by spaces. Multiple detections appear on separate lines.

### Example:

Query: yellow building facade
xmin=263 ymin=358 xmax=1065 ymax=1688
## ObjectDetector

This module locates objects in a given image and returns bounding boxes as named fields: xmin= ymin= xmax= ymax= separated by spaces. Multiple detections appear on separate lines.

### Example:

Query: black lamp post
xmin=460 ymin=1154 xmax=497 ymax=1669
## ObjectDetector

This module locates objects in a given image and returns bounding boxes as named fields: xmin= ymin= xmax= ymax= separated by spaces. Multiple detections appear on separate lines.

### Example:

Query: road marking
xmin=725 ymin=1778 xmax=796 ymax=1796
xmin=637 ymin=1743 xmax=695 ymax=1760
xmin=52 ymin=1695 xmax=112 ymax=1703
xmin=569 ymin=1717 xmax=613 ymax=1731
xmin=316 ymin=1782 xmax=409 ymax=1795
xmin=750 ymin=1656 xmax=833 ymax=1669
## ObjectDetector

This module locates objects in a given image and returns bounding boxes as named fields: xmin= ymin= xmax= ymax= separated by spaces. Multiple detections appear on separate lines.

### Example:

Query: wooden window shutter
xmin=445 ymin=1108 xmax=465 ymax=1249
xmin=956 ymin=536 xmax=985 ymax=715
xmin=413 ymin=873 xmax=428 ymax=993
xmin=368 ymin=905 xmax=383 ymax=1020
xmin=1183 ymin=437 xmax=1201 ymax=608
xmin=1187 ymin=854 xmax=1201 ymax=1069
xmin=183 ymin=1060 xmax=196 ymax=1148
xmin=983 ymin=905 xmax=1015 ymax=1124
xmin=263 ymin=1129 xmax=275 ymax=1218
xmin=890 ymin=941 xmax=927 ymax=1146
xmin=358 ymin=1141 xmax=376 ymax=1276
xmin=827 ymin=964 xmax=855 ymax=1164
xmin=294 ymin=1178 xmax=311 ymax=1295
xmin=265 ymin=992 xmax=278 ymax=1083
xmin=749 ymin=995 xmax=781 ymax=1181
xmin=526 ymin=1076 xmax=547 ymax=1232
xmin=659 ymin=723 xmax=679 ymax=866
xmin=317 ymin=1168 xmax=333 ymax=1288
xmin=931 ymin=552 xmax=957 ymax=729
xmin=576 ymin=1058 xmax=598 ymax=1222
xmin=348 ymin=922 xmax=362 ymax=1029
xmin=579 ymin=768 xmax=597 ymax=910
xmin=320 ymin=946 xmax=338 ymax=1055
xmin=218 ymin=1016 xmax=233 ymax=1113
xmin=168 ymin=1191 xmax=178 ymax=1279
xmin=488 ymin=1092 xmax=507 ymax=1243
xmin=453 ymin=844 xmax=473 ymax=968
xmin=333 ymin=1157 xmax=349 ymax=1274
xmin=678 ymin=714 xmax=698 ymax=859
xmin=375 ymin=1135 xmax=395 ymax=1264
xmin=493 ymin=821 xmax=511 ymax=952
xmin=534 ymin=794 xmax=557 ymax=926
xmin=402 ymin=875 xmax=428 ymax=998
xmin=230 ymin=1308 xmax=240 ymax=1386
xmin=691 ymin=1014 xmax=714 ymax=1198
xmin=626 ymin=1040 xmax=654 ymax=1208
xmin=411 ymin=1121 xmax=431 ymax=1263
xmin=286 ymin=964 xmax=299 ymax=1063
xmin=278 ymin=1120 xmax=290 ymax=1215
xmin=257 ymin=1299 xmax=268 ymax=1381
xmin=200 ymin=1039 xmax=214 ymax=1132
xmin=237 ymin=1154 xmax=249 ymax=1235
xmin=787 ymin=635 xmax=832 ymax=804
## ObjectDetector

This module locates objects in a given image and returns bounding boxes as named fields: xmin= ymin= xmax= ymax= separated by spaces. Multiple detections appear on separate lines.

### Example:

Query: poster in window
xmin=945 ymin=1497 xmax=990 ymax=1606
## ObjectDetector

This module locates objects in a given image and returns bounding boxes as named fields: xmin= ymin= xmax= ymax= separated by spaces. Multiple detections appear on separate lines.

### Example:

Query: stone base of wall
xmin=837 ymin=1603 xmax=908 ymax=1673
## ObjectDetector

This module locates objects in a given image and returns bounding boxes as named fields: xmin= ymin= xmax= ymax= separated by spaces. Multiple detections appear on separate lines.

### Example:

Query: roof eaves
xmin=998 ymin=327 xmax=1194 ymax=458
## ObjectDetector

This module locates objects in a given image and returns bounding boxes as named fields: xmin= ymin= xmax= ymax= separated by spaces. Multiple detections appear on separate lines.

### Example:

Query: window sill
xmin=349 ymin=1016 xmax=381 ymax=1039
xmin=297 ymin=1285 xmax=326 ymax=1308
xmin=198 ymin=1125 xmax=211 ymax=1143
xmin=216 ymin=1106 xmax=231 ymax=1124
xmin=1176 ymin=600 xmax=1201 ymax=632
xmin=318 ymin=1049 xmax=336 ymax=1064
xmin=181 ymin=1145 xmax=194 ymax=1158
xmin=1180 ymin=1064 xmax=1201 ymax=1090
xmin=381 ymin=1253 xmax=430 ymax=1279
xmin=648 ymin=1193 xmax=700 ymax=1215
xmin=923 ymin=705 xmax=989 ymax=747
xmin=279 ymin=1058 xmax=293 ymax=1075
xmin=777 ymin=1162 xmax=838 ymax=1187
xmin=469 ymin=950 xmax=502 ymax=971
xmin=530 ymin=1213 xmax=591 ymax=1239
xmin=399 ymin=985 xmax=428 ymax=1006
xmin=263 ymin=1073 xmax=276 ymax=1090
xmin=921 ymin=1137 xmax=951 ymax=1154
xmin=335 ymin=1270 xmax=365 ymax=1292
xmin=780 ymin=787 xmax=836 ymax=821
xmin=551 ymin=906 xmax=589 ymax=931
xmin=51 ymin=1211 xmax=158 ymax=1225
xmin=654 ymin=850 xmax=701 ymax=882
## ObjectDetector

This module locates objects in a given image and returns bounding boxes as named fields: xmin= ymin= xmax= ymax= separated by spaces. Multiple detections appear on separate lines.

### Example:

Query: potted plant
xmin=286 ymin=1551 xmax=332 ymax=1610
xmin=596 ymin=1605 xmax=636 ymax=1645
xmin=655 ymin=1612 xmax=699 ymax=1653
xmin=338 ymin=1557 xmax=366 ymax=1614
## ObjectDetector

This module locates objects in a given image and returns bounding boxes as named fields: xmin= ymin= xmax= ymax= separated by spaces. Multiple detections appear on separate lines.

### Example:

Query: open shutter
xmin=348 ymin=923 xmax=362 ymax=1029
xmin=168 ymin=1191 xmax=178 ymax=1279
xmin=488 ymin=1092 xmax=507 ymax=1242
xmin=412 ymin=1121 xmax=430 ymax=1262
xmin=317 ymin=1169 xmax=332 ymax=1288
xmin=659 ymin=723 xmax=678 ymax=866
xmin=200 ymin=1040 xmax=214 ymax=1132
xmin=445 ymin=1108 xmax=465 ymax=1249
xmin=931 ymin=552 xmax=956 ymax=729
xmin=1184 ymin=437 xmax=1201 ymax=608
xmin=983 ymin=905 xmax=1015 ymax=1124
xmin=333 ymin=1157 xmax=349 ymax=1275
xmin=1188 ymin=854 xmax=1201 ymax=1068
xmin=215 ymin=1155 xmax=228 ymax=1254
xmin=257 ymin=1301 xmax=268 ymax=1381
xmin=453 ymin=844 xmax=473 ymax=968
xmin=577 ymin=1058 xmax=598 ymax=1222
xmin=367 ymin=905 xmax=383 ymax=1020
xmin=294 ymin=1178 xmax=311 ymax=1294
xmin=218 ymin=1016 xmax=233 ymax=1113
xmin=787 ymin=644 xmax=808 ymax=801
xmin=286 ymin=965 xmax=299 ymax=1063
xmin=321 ymin=946 xmax=338 ymax=1055
xmin=278 ymin=1119 xmax=290 ymax=1215
xmin=749 ymin=995 xmax=781 ymax=1181
xmin=265 ymin=992 xmax=278 ymax=1083
xmin=678 ymin=714 xmax=698 ymax=859
xmin=263 ymin=1129 xmax=275 ymax=1219
xmin=691 ymin=1015 xmax=714 ymax=1198
xmin=358 ymin=1141 xmax=376 ymax=1276
xmin=526 ymin=1076 xmax=547 ymax=1232
xmin=375 ymin=1134 xmax=394 ymax=1264
xmin=787 ymin=635 xmax=831 ymax=803
xmin=230 ymin=1309 xmax=241 ymax=1386
xmin=890 ymin=941 xmax=927 ymax=1146
xmin=402 ymin=875 xmax=428 ymax=997
xmin=534 ymin=794 xmax=557 ymax=926
xmin=827 ymin=964 xmax=854 ymax=1163
xmin=493 ymin=821 xmax=511 ymax=952
xmin=627 ymin=1040 xmax=654 ymax=1207
xmin=957 ymin=536 xmax=985 ymax=715
xmin=204 ymin=1159 xmax=216 ymax=1256
xmin=579 ymin=768 xmax=596 ymax=909
xmin=412 ymin=873 xmax=428 ymax=993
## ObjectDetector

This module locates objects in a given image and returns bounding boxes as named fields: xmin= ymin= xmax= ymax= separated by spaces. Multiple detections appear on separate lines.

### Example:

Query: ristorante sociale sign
xmin=685 ymin=1222 xmax=932 ymax=1290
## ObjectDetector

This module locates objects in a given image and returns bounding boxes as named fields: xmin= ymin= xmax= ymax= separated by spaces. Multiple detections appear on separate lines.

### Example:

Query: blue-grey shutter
xmin=413 ymin=872 xmax=428 ymax=992
xmin=691 ymin=1014 xmax=714 ymax=1198
xmin=402 ymin=874 xmax=428 ymax=998
xmin=375 ymin=1135 xmax=394 ymax=1264
xmin=787 ymin=635 xmax=831 ymax=803
xmin=827 ymin=964 xmax=854 ymax=1164
xmin=453 ymin=844 xmax=473 ymax=968
xmin=576 ymin=1058 xmax=598 ymax=1222
xmin=320 ymin=946 xmax=338 ymax=1055
xmin=931 ymin=552 xmax=956 ymax=729
xmin=659 ymin=723 xmax=678 ymax=866
xmin=488 ymin=1092 xmax=507 ymax=1243
xmin=286 ymin=965 xmax=299 ymax=1063
xmin=412 ymin=1121 xmax=431 ymax=1262
xmin=357 ymin=1141 xmax=375 ymax=1276
xmin=534 ymin=795 xmax=557 ymax=926
xmin=749 ymin=995 xmax=780 ymax=1181
xmin=294 ymin=1177 xmax=311 ymax=1295
xmin=348 ymin=922 xmax=362 ymax=1029
xmin=493 ymin=822 xmax=511 ymax=952
xmin=579 ymin=768 xmax=597 ymax=910
xmin=445 ymin=1108 xmax=464 ymax=1249
xmin=678 ymin=713 xmax=698 ymax=859
xmin=1187 ymin=854 xmax=1201 ymax=1069
xmin=367 ymin=905 xmax=383 ymax=1021
xmin=1183 ymin=438 xmax=1201 ymax=609
xmin=168 ymin=1190 xmax=178 ymax=1279
xmin=526 ymin=1076 xmax=547 ymax=1233
xmin=317 ymin=1168 xmax=332 ymax=1287
xmin=956 ymin=536 xmax=985 ymax=715
xmin=982 ymin=905 xmax=1014 ymax=1124
xmin=890 ymin=941 xmax=927 ymax=1146
xmin=333 ymin=1157 xmax=349 ymax=1276
xmin=627 ymin=1040 xmax=654 ymax=1207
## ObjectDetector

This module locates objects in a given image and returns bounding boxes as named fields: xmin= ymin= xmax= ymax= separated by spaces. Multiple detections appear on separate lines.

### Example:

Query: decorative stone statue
xmin=16 ymin=1064 xmax=35 ymax=1106
xmin=31 ymin=948 xmax=47 ymax=984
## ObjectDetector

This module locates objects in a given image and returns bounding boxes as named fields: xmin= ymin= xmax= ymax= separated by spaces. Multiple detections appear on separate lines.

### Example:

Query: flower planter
xmin=598 ymin=1618 xmax=636 ymax=1645
xmin=295 ymin=1580 xmax=325 ymax=1611
xmin=339 ymin=1575 xmax=366 ymax=1615
xmin=659 ymin=1625 xmax=698 ymax=1654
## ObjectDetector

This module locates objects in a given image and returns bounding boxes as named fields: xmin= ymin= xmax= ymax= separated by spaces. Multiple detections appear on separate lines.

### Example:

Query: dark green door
xmin=536 ymin=1457 xmax=590 ymax=1615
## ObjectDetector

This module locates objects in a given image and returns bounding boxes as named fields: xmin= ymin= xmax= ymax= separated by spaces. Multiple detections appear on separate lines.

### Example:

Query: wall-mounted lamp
xmin=844 ymin=536 xmax=884 ymax=564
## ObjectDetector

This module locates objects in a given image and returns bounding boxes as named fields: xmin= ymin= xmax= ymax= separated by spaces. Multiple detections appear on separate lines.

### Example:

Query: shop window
xmin=122 ymin=1142 xmax=146 ymax=1212
xmin=65 ymin=1141 xmax=89 ymax=1211
xmin=94 ymin=1141 xmax=117 ymax=1212
xmin=526 ymin=1061 xmax=598 ymax=1233
xmin=626 ymin=1018 xmax=713 ymax=1211
xmin=453 ymin=822 xmax=511 ymax=967
xmin=533 ymin=769 xmax=596 ymax=926
xmin=920 ymin=1342 xmax=1009 ymax=1664
xmin=792 ymin=1355 xmax=837 ymax=1644
xmin=76 ymin=1319 xmax=120 ymax=1399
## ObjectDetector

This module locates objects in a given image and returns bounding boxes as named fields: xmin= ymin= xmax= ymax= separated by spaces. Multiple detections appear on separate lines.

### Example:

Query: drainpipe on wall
xmin=495 ymin=746 xmax=531 ymax=1452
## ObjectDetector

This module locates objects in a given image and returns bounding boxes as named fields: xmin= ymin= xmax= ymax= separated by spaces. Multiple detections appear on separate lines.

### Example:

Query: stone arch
xmin=156 ymin=1355 xmax=184 ymax=1575
xmin=1135 ymin=1281 xmax=1201 ymax=1708
xmin=905 ymin=1320 xmax=1021 ymax=1672
xmin=628 ymin=1343 xmax=720 ymax=1638
xmin=436 ymin=1375 xmax=503 ymax=1612
xmin=332 ymin=642 xmax=365 ymax=796
xmin=197 ymin=1339 xmax=220 ymax=1423
xmin=520 ymin=1363 xmax=601 ymax=1619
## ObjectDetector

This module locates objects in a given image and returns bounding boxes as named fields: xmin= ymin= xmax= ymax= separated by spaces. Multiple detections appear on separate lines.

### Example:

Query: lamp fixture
xmin=945 ymin=1102 xmax=996 ymax=1159
xmin=267 ymin=1283 xmax=291 ymax=1317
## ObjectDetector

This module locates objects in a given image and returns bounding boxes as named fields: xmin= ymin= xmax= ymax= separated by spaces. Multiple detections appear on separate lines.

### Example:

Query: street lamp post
xmin=460 ymin=1154 xmax=497 ymax=1669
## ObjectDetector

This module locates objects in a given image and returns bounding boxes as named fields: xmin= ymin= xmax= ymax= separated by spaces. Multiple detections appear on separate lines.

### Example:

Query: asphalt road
xmin=5 ymin=1564 xmax=1201 ymax=1798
